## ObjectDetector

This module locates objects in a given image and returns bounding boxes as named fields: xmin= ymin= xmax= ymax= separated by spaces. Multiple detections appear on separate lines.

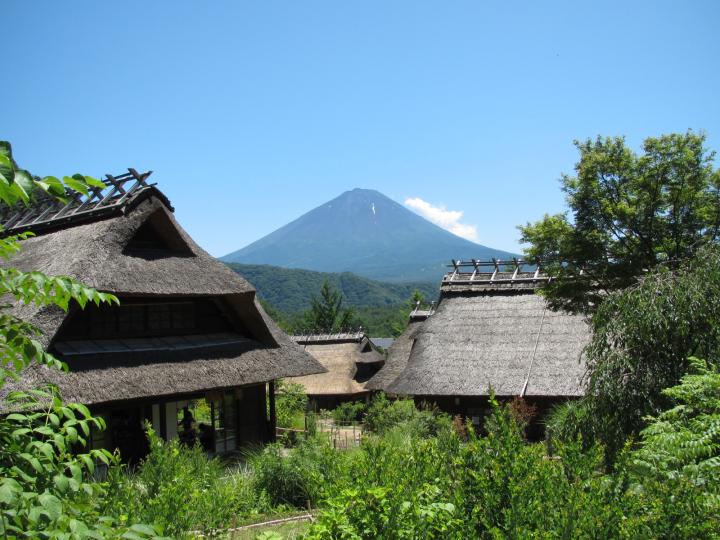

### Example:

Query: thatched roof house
xmin=0 ymin=170 xmax=324 ymax=460
xmin=287 ymin=331 xmax=384 ymax=409
xmin=371 ymin=260 xmax=589 ymax=434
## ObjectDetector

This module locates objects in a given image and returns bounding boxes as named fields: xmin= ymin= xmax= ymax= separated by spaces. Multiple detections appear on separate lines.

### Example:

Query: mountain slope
xmin=222 ymin=188 xmax=517 ymax=282
xmin=226 ymin=263 xmax=439 ymax=313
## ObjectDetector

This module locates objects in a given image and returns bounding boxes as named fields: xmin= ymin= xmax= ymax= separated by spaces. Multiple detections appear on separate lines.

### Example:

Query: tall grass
xmin=101 ymin=428 xmax=273 ymax=537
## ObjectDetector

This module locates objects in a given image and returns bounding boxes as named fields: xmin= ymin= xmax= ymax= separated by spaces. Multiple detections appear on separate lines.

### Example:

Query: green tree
xmin=0 ymin=142 xmax=163 ymax=538
xmin=302 ymin=280 xmax=355 ymax=332
xmin=519 ymin=131 xmax=720 ymax=313
xmin=550 ymin=245 xmax=720 ymax=460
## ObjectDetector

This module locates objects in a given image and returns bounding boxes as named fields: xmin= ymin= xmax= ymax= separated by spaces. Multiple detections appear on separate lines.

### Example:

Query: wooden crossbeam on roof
xmin=409 ymin=300 xmax=435 ymax=321
xmin=0 ymin=169 xmax=156 ymax=235
xmin=291 ymin=330 xmax=366 ymax=344
xmin=441 ymin=258 xmax=551 ymax=286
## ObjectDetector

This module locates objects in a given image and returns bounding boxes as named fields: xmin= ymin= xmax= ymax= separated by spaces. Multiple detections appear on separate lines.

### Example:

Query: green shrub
xmin=544 ymin=400 xmax=592 ymax=451
xmin=305 ymin=484 xmax=466 ymax=539
xmin=249 ymin=435 xmax=349 ymax=509
xmin=363 ymin=393 xmax=451 ymax=438
xmin=276 ymin=381 xmax=309 ymax=429
xmin=330 ymin=401 xmax=365 ymax=424
xmin=102 ymin=428 xmax=268 ymax=537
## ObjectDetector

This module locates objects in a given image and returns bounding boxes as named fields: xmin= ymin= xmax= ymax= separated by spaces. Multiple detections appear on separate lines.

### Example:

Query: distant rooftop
xmin=0 ymin=169 xmax=168 ymax=235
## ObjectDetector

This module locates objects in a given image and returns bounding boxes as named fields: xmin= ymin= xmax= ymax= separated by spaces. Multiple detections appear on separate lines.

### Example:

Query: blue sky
xmin=4 ymin=1 xmax=719 ymax=256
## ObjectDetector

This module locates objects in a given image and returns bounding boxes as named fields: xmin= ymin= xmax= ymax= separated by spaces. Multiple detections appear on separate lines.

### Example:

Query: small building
xmin=287 ymin=331 xmax=385 ymax=410
xmin=0 ymin=170 xmax=325 ymax=461
xmin=369 ymin=260 xmax=589 ymax=437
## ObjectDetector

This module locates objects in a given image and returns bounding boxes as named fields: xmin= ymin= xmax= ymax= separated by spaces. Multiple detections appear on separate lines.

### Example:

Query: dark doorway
xmin=107 ymin=407 xmax=149 ymax=465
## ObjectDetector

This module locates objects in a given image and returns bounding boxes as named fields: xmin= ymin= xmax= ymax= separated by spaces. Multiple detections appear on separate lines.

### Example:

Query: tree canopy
xmin=519 ymin=131 xmax=720 ymax=313
xmin=549 ymin=245 xmax=720 ymax=460
xmin=301 ymin=280 xmax=355 ymax=332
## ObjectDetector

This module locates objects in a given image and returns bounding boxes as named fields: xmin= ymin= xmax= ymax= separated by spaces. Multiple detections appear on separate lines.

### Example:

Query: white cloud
xmin=404 ymin=197 xmax=479 ymax=242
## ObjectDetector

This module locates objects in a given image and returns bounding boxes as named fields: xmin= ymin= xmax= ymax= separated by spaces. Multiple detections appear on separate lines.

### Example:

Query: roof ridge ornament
xmin=441 ymin=258 xmax=552 ymax=287
xmin=291 ymin=328 xmax=366 ymax=344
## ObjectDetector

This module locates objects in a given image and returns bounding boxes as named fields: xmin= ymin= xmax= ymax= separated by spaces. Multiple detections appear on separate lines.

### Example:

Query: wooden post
xmin=268 ymin=380 xmax=277 ymax=442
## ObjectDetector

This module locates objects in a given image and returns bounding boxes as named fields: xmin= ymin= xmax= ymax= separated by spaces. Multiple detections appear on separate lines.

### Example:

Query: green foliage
xmin=555 ymin=246 xmax=720 ymax=459
xmin=544 ymin=400 xmax=591 ymax=449
xmin=0 ymin=141 xmax=105 ymax=207
xmin=276 ymin=380 xmax=309 ymax=429
xmin=457 ymin=396 xmax=624 ymax=538
xmin=258 ymin=298 xmax=296 ymax=334
xmin=93 ymin=371 xmax=720 ymax=538
xmin=0 ymin=142 xmax=161 ymax=539
xmin=307 ymin=396 xmax=628 ymax=539
xmin=305 ymin=484 xmax=464 ymax=540
xmin=519 ymin=131 xmax=720 ymax=314
xmin=621 ymin=357 xmax=720 ymax=538
xmin=259 ymin=290 xmax=429 ymax=338
xmin=635 ymin=356 xmax=720 ymax=482
xmin=299 ymin=281 xmax=355 ymax=333
xmin=363 ymin=394 xmax=451 ymax=439
xmin=103 ymin=428 xmax=269 ymax=537
xmin=0 ymin=389 xmax=140 ymax=538
xmin=249 ymin=436 xmax=349 ymax=509
xmin=350 ymin=305 xmax=409 ymax=338
xmin=330 ymin=401 xmax=365 ymax=424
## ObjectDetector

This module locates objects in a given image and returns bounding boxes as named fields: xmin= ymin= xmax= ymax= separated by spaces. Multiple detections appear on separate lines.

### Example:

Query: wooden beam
xmin=268 ymin=381 xmax=277 ymax=443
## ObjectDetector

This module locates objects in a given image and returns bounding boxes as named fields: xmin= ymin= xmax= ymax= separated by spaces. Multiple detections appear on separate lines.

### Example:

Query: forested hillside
xmin=226 ymin=263 xmax=439 ymax=312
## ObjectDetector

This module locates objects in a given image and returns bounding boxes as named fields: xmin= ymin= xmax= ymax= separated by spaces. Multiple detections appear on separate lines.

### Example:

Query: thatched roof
xmin=1 ymin=178 xmax=325 ymax=408
xmin=375 ymin=261 xmax=589 ymax=398
xmin=3 ymin=325 xmax=322 ymax=409
xmin=287 ymin=333 xmax=383 ymax=396
xmin=365 ymin=320 xmax=424 ymax=392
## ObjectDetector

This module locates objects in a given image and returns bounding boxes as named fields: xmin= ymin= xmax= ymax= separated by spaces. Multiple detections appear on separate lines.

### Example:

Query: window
xmin=58 ymin=297 xmax=235 ymax=340
xmin=212 ymin=393 xmax=237 ymax=454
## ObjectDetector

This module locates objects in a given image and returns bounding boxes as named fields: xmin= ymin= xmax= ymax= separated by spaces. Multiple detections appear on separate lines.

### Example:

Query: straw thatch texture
xmin=287 ymin=339 xmax=383 ymax=395
xmin=10 ymin=196 xmax=251 ymax=292
xmin=1 ymin=336 xmax=323 ymax=411
xmin=1 ymin=190 xmax=326 ymax=408
xmin=3 ymin=196 xmax=259 ymax=347
xmin=365 ymin=320 xmax=424 ymax=391
xmin=386 ymin=291 xmax=589 ymax=397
